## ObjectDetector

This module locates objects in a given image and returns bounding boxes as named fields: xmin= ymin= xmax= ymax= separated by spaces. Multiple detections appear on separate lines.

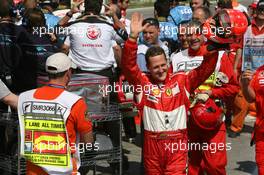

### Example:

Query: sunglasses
xmin=257 ymin=7 xmax=264 ymax=12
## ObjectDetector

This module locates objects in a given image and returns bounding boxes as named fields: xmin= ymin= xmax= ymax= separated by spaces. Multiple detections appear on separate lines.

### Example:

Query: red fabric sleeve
xmin=66 ymin=98 xmax=92 ymax=144
xmin=121 ymin=39 xmax=150 ymax=88
xmin=211 ymin=52 xmax=240 ymax=101
xmin=187 ymin=45 xmax=219 ymax=93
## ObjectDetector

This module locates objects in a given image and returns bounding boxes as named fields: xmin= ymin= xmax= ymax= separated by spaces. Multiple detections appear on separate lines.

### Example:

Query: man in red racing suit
xmin=121 ymin=13 xmax=222 ymax=175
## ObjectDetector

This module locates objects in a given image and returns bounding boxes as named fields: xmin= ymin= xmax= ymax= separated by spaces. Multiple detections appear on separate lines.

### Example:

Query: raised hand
xmin=71 ymin=0 xmax=84 ymax=14
xmin=130 ymin=12 xmax=149 ymax=39
xmin=241 ymin=69 xmax=253 ymax=87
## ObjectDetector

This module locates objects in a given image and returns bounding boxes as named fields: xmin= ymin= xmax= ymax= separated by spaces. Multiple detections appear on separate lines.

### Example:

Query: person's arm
xmin=241 ymin=69 xmax=256 ymax=103
xmin=209 ymin=53 xmax=240 ymax=100
xmin=187 ymin=46 xmax=219 ymax=93
xmin=233 ymin=48 xmax=242 ymax=76
xmin=67 ymin=99 xmax=93 ymax=144
xmin=112 ymin=41 xmax=122 ymax=67
xmin=121 ymin=12 xmax=149 ymax=86
xmin=58 ymin=0 xmax=83 ymax=27
xmin=2 ymin=94 xmax=18 ymax=109
xmin=61 ymin=44 xmax=70 ymax=54
xmin=0 ymin=80 xmax=18 ymax=109
xmin=104 ymin=3 xmax=126 ymax=30
xmin=80 ymin=131 xmax=93 ymax=143
xmin=61 ymin=28 xmax=71 ymax=54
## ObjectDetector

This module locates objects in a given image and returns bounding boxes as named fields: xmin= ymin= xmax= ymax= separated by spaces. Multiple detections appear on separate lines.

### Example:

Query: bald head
xmin=192 ymin=6 xmax=211 ymax=23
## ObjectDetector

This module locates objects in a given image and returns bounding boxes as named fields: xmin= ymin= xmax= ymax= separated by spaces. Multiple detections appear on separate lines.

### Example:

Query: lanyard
xmin=47 ymin=84 xmax=66 ymax=89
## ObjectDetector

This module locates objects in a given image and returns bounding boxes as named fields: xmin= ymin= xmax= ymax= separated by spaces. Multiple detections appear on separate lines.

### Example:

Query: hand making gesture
xmin=129 ymin=12 xmax=149 ymax=41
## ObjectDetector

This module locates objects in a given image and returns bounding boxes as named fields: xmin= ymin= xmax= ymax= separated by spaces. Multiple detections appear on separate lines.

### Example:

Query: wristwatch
xmin=66 ymin=11 xmax=73 ymax=18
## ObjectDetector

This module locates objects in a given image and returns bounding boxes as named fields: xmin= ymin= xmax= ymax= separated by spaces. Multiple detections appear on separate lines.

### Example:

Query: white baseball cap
xmin=46 ymin=53 xmax=76 ymax=74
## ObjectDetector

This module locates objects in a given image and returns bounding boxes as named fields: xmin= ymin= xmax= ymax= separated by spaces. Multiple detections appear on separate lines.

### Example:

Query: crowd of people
xmin=0 ymin=0 xmax=264 ymax=174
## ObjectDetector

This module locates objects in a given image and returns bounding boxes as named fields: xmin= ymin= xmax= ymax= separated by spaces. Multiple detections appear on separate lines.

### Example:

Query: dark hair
xmin=154 ymin=0 xmax=170 ymax=18
xmin=112 ymin=4 xmax=121 ymax=19
xmin=194 ymin=6 xmax=211 ymax=19
xmin=23 ymin=0 xmax=37 ymax=9
xmin=0 ymin=0 xmax=12 ymax=17
xmin=24 ymin=8 xmax=46 ymax=32
xmin=190 ymin=0 xmax=210 ymax=8
xmin=145 ymin=46 xmax=166 ymax=65
xmin=217 ymin=0 xmax=233 ymax=9
xmin=47 ymin=70 xmax=68 ymax=79
xmin=169 ymin=0 xmax=179 ymax=5
xmin=84 ymin=0 xmax=102 ymax=15
xmin=188 ymin=19 xmax=202 ymax=28
xmin=142 ymin=18 xmax=160 ymax=28
xmin=119 ymin=0 xmax=129 ymax=2
xmin=203 ymin=0 xmax=210 ymax=7
xmin=186 ymin=19 xmax=203 ymax=35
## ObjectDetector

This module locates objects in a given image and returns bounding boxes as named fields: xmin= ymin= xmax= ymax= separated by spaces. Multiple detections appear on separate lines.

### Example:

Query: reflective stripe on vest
xmin=18 ymin=89 xmax=81 ymax=175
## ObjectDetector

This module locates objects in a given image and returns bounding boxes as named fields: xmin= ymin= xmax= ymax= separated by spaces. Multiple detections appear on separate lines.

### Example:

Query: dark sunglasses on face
xmin=257 ymin=7 xmax=264 ymax=12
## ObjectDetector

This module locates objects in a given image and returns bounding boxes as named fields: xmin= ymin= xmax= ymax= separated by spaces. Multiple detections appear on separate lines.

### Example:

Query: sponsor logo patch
xmin=87 ymin=25 xmax=101 ymax=40
xmin=165 ymin=88 xmax=172 ymax=97
xmin=152 ymin=88 xmax=161 ymax=96
xmin=147 ymin=95 xmax=159 ymax=103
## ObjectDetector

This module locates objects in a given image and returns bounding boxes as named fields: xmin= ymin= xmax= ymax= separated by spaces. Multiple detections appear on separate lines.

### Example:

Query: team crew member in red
xmin=122 ymin=12 xmax=221 ymax=175
xmin=18 ymin=53 xmax=93 ymax=175
xmin=230 ymin=0 xmax=264 ymax=137
xmin=241 ymin=68 xmax=264 ymax=175
xmin=172 ymin=20 xmax=239 ymax=175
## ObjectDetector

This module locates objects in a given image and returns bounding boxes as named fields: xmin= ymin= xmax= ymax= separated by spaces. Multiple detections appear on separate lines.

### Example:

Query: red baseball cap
xmin=250 ymin=0 xmax=259 ymax=9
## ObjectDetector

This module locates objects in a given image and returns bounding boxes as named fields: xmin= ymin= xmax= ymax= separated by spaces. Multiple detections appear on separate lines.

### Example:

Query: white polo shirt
xmin=65 ymin=16 xmax=117 ymax=71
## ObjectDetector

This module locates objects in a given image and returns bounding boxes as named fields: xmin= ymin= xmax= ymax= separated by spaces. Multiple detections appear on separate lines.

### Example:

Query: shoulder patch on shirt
xmin=152 ymin=88 xmax=161 ymax=97
xmin=147 ymin=94 xmax=159 ymax=103
xmin=172 ymin=84 xmax=180 ymax=96
xmin=165 ymin=88 xmax=172 ymax=97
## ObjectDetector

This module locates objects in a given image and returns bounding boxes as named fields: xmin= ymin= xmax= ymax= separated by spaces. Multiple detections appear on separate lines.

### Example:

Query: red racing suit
xmin=121 ymin=39 xmax=219 ymax=175
xmin=188 ymin=52 xmax=239 ymax=175
xmin=172 ymin=48 xmax=239 ymax=175
xmin=249 ymin=65 xmax=264 ymax=175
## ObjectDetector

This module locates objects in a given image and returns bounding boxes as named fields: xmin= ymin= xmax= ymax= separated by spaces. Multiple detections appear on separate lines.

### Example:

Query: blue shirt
xmin=44 ymin=13 xmax=60 ymax=28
